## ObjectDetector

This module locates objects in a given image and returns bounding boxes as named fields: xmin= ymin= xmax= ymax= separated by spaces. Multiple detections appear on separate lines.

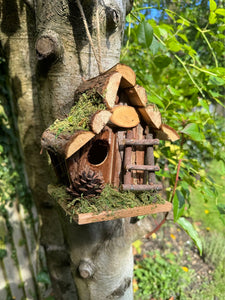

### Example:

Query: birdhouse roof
xmin=41 ymin=63 xmax=179 ymax=159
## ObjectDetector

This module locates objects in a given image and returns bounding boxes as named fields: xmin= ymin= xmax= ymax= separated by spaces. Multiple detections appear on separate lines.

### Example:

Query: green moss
xmin=50 ymin=92 xmax=106 ymax=136
xmin=48 ymin=184 xmax=165 ymax=215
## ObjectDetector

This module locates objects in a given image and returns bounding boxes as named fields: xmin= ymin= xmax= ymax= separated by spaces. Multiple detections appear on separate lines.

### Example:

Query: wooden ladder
xmin=121 ymin=128 xmax=163 ymax=192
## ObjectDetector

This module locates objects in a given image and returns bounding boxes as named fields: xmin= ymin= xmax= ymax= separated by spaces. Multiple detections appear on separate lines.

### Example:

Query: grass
xmin=191 ymin=233 xmax=225 ymax=300
xmin=189 ymin=160 xmax=225 ymax=232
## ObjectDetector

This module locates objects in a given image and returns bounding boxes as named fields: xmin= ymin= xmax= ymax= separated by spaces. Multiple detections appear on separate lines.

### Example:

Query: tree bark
xmin=0 ymin=0 xmax=161 ymax=299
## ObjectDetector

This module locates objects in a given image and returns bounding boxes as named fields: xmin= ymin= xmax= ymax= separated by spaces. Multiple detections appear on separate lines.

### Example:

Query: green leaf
xmin=153 ymin=55 xmax=172 ymax=69
xmin=208 ymin=75 xmax=225 ymax=86
xmin=132 ymin=240 xmax=143 ymax=255
xmin=173 ymin=190 xmax=185 ymax=222
xmin=211 ymin=41 xmax=224 ymax=55
xmin=167 ymin=39 xmax=182 ymax=52
xmin=211 ymin=67 xmax=225 ymax=76
xmin=165 ymin=10 xmax=176 ymax=21
xmin=148 ymin=95 xmax=165 ymax=108
xmin=0 ymin=249 xmax=7 ymax=260
xmin=202 ymin=185 xmax=215 ymax=199
xmin=217 ymin=204 xmax=225 ymax=215
xmin=126 ymin=14 xmax=132 ymax=23
xmin=178 ymin=33 xmax=188 ymax=43
xmin=219 ymin=215 xmax=225 ymax=226
xmin=181 ymin=123 xmax=205 ymax=142
xmin=199 ymin=98 xmax=209 ymax=113
xmin=217 ymin=160 xmax=225 ymax=175
xmin=176 ymin=18 xmax=190 ymax=27
xmin=213 ymin=97 xmax=225 ymax=108
xmin=167 ymin=85 xmax=181 ymax=96
xmin=218 ymin=24 xmax=225 ymax=31
xmin=209 ymin=0 xmax=217 ymax=11
xmin=150 ymin=37 xmax=160 ymax=55
xmin=177 ymin=217 xmax=202 ymax=255
xmin=137 ymin=21 xmax=153 ymax=48
xmin=209 ymin=90 xmax=222 ymax=97
xmin=209 ymin=12 xmax=217 ymax=24
xmin=217 ymin=33 xmax=225 ymax=39
xmin=215 ymin=8 xmax=225 ymax=16
xmin=37 ymin=271 xmax=51 ymax=285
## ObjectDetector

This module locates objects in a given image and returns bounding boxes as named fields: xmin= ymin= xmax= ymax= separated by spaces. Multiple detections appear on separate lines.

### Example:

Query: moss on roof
xmin=49 ymin=92 xmax=106 ymax=136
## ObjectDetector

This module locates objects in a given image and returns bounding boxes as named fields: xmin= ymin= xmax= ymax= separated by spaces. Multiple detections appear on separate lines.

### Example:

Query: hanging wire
xmin=75 ymin=0 xmax=103 ymax=73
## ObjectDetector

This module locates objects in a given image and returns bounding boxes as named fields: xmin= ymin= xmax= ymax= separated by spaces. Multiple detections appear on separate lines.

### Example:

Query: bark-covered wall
xmin=0 ymin=1 xmax=156 ymax=299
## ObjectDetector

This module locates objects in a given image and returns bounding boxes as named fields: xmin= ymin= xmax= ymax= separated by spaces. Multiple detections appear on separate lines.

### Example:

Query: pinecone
xmin=67 ymin=167 xmax=105 ymax=198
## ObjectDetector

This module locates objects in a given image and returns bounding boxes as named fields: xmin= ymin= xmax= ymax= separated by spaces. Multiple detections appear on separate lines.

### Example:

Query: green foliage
xmin=134 ymin=229 xmax=225 ymax=299
xmin=122 ymin=0 xmax=225 ymax=245
xmin=177 ymin=217 xmax=202 ymax=255
xmin=0 ymin=52 xmax=31 ymax=213
xmin=189 ymin=160 xmax=225 ymax=232
xmin=37 ymin=271 xmax=51 ymax=285
xmin=126 ymin=2 xmax=225 ymax=297
xmin=217 ymin=203 xmax=225 ymax=225
xmin=181 ymin=123 xmax=205 ymax=142
xmin=134 ymin=250 xmax=193 ymax=299
xmin=0 ymin=249 xmax=7 ymax=260
xmin=0 ymin=143 xmax=18 ymax=212
xmin=173 ymin=190 xmax=185 ymax=222
xmin=137 ymin=20 xmax=153 ymax=47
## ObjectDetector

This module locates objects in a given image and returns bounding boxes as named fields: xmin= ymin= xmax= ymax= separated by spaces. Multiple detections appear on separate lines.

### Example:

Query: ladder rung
xmin=120 ymin=139 xmax=160 ymax=147
xmin=122 ymin=184 xmax=163 ymax=191
xmin=126 ymin=164 xmax=160 ymax=171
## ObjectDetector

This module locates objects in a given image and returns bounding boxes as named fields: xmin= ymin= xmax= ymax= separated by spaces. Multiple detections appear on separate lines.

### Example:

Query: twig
xmin=94 ymin=0 xmax=103 ymax=73
xmin=170 ymin=159 xmax=182 ymax=203
xmin=198 ymin=29 xmax=218 ymax=68
xmin=145 ymin=159 xmax=182 ymax=238
xmin=174 ymin=55 xmax=204 ymax=98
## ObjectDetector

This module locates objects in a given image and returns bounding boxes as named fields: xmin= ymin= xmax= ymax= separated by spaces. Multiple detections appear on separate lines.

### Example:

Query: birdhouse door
xmin=66 ymin=127 xmax=122 ymax=197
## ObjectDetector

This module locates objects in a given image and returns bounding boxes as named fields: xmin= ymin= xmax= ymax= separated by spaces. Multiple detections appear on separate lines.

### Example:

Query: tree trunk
xmin=0 ymin=1 xmax=158 ymax=299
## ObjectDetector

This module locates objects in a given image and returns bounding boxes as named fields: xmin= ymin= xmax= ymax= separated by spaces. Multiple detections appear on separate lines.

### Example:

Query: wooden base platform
xmin=59 ymin=200 xmax=172 ymax=225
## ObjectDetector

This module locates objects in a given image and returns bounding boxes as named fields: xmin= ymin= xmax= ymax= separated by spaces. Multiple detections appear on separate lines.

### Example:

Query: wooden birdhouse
xmin=41 ymin=64 xmax=179 ymax=224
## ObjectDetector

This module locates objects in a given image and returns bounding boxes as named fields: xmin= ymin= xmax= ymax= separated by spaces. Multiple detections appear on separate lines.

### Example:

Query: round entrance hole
xmin=88 ymin=139 xmax=109 ymax=165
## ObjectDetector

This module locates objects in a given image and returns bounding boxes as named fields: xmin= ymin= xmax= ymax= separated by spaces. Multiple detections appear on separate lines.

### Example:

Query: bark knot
xmin=78 ymin=259 xmax=95 ymax=279
xmin=106 ymin=6 xmax=120 ymax=30
xmin=35 ymin=30 xmax=62 ymax=61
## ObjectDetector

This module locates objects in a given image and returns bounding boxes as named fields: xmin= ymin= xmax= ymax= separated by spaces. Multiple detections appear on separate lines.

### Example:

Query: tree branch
xmin=35 ymin=30 xmax=63 ymax=61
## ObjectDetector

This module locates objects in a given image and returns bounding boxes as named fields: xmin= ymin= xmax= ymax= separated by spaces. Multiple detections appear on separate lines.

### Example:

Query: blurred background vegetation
xmin=0 ymin=52 xmax=31 ymax=215
xmin=121 ymin=0 xmax=225 ymax=298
